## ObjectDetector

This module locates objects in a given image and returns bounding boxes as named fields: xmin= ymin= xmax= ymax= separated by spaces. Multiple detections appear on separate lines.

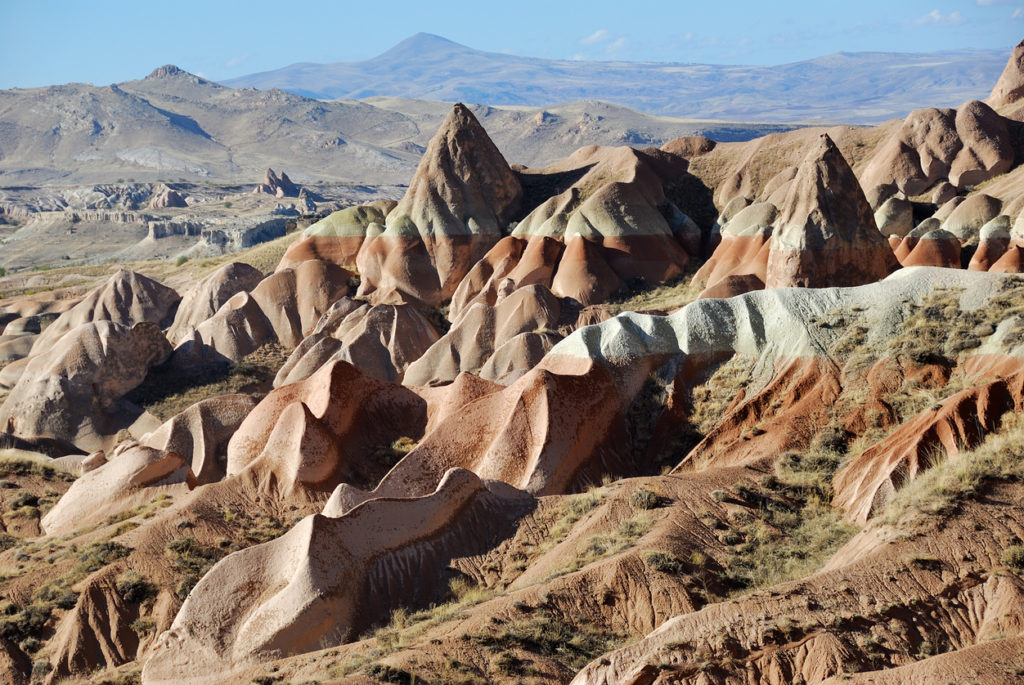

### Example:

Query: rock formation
xmin=42 ymin=442 xmax=195 ymax=536
xmin=277 ymin=202 xmax=394 ymax=270
xmin=4 ymin=42 xmax=1024 ymax=685
xmin=860 ymin=101 xmax=1014 ymax=193
xmin=225 ymin=359 xmax=427 ymax=496
xmin=166 ymin=262 xmax=263 ymax=345
xmin=139 ymin=394 xmax=258 ymax=484
xmin=356 ymin=103 xmax=522 ymax=306
xmin=274 ymin=297 xmax=440 ymax=385
xmin=253 ymin=168 xmax=299 ymax=197
xmin=142 ymin=469 xmax=532 ymax=683
xmin=0 ymin=321 xmax=172 ymax=452
xmin=509 ymin=145 xmax=697 ymax=305
xmin=148 ymin=185 xmax=187 ymax=209
xmin=766 ymin=134 xmax=898 ymax=288
xmin=986 ymin=38 xmax=1024 ymax=113
xmin=30 ymin=269 xmax=180 ymax=354
xmin=404 ymin=284 xmax=564 ymax=387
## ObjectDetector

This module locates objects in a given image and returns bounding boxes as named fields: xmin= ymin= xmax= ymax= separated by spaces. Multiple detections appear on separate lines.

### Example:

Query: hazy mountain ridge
xmin=0 ymin=67 xmax=798 ymax=186
xmin=225 ymin=33 xmax=1009 ymax=123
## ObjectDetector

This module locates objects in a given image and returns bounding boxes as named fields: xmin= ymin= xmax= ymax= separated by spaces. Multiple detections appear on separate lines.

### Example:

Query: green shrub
xmin=644 ymin=551 xmax=686 ymax=574
xmin=366 ymin=664 xmax=416 ymax=684
xmin=166 ymin=536 xmax=225 ymax=599
xmin=630 ymin=488 xmax=661 ymax=510
xmin=1003 ymin=544 xmax=1024 ymax=572
xmin=116 ymin=571 xmax=156 ymax=603
xmin=131 ymin=616 xmax=156 ymax=636
xmin=77 ymin=541 xmax=131 ymax=573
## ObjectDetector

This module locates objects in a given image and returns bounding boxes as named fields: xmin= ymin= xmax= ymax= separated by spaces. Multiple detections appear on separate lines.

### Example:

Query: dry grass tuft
xmin=883 ymin=413 xmax=1024 ymax=526
xmin=126 ymin=343 xmax=290 ymax=421
xmin=606 ymin=272 xmax=702 ymax=316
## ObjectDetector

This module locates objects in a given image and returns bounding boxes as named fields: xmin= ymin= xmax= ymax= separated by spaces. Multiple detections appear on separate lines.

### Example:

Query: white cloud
xmin=1013 ymin=7 xmax=1024 ymax=19
xmin=607 ymin=37 xmax=627 ymax=53
xmin=580 ymin=29 xmax=610 ymax=45
xmin=225 ymin=53 xmax=250 ymax=69
xmin=915 ymin=9 xmax=965 ymax=25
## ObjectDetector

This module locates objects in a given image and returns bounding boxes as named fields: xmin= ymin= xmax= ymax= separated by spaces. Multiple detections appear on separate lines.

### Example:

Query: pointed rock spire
xmin=987 ymin=39 xmax=1024 ymax=108
xmin=766 ymin=134 xmax=897 ymax=288
xmin=385 ymin=102 xmax=522 ymax=238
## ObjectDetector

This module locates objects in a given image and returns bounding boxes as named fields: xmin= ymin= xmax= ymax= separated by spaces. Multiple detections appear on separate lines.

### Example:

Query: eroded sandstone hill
xmin=1 ymin=39 xmax=1024 ymax=685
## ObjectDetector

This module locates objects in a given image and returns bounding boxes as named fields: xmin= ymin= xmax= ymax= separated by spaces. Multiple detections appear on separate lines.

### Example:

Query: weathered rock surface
xmin=403 ymin=285 xmax=563 ymax=387
xmin=139 ymin=394 xmax=258 ymax=484
xmin=860 ymin=100 xmax=1014 ymax=193
xmin=166 ymin=262 xmax=263 ymax=345
xmin=765 ymin=134 xmax=898 ymax=288
xmin=277 ymin=202 xmax=395 ymax=271
xmin=0 ymin=321 xmax=172 ymax=452
xmin=42 ymin=442 xmax=194 ymax=536
xmin=142 ymin=469 xmax=532 ymax=684
xmin=248 ymin=259 xmax=352 ymax=348
xmin=987 ymin=38 xmax=1024 ymax=112
xmin=356 ymin=103 xmax=522 ymax=306
xmin=510 ymin=145 xmax=697 ymax=305
xmin=30 ymin=270 xmax=180 ymax=354
xmin=274 ymin=297 xmax=439 ymax=385
xmin=226 ymin=359 xmax=427 ymax=497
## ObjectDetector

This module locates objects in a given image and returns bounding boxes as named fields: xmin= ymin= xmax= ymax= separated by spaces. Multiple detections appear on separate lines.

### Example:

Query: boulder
xmin=941 ymin=193 xmax=1002 ymax=247
xmin=874 ymin=196 xmax=914 ymax=238
xmin=660 ymin=135 xmax=716 ymax=158
xmin=931 ymin=181 xmax=958 ymax=204
xmin=948 ymin=100 xmax=1014 ymax=187
xmin=860 ymin=101 xmax=1013 ymax=193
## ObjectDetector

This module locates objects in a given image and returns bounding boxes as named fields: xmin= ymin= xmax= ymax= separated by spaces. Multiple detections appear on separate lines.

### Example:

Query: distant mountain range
xmin=0 ymin=67 xmax=798 ymax=186
xmin=224 ymin=33 xmax=1010 ymax=124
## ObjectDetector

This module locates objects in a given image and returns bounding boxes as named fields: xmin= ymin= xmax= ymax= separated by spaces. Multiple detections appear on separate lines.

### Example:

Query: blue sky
xmin=0 ymin=0 xmax=1019 ymax=89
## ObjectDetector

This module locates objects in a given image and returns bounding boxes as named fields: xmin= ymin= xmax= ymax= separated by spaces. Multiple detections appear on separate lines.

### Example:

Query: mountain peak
xmin=371 ymin=33 xmax=474 ymax=62
xmin=146 ymin=65 xmax=188 ymax=79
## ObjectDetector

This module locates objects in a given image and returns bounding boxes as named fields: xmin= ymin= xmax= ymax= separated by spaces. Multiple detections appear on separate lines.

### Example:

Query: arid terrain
xmin=0 ymin=35 xmax=1023 ymax=685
